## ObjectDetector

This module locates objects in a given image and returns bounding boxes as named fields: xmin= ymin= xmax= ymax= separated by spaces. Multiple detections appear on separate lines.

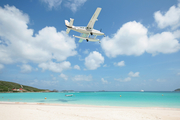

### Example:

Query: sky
xmin=0 ymin=0 xmax=180 ymax=91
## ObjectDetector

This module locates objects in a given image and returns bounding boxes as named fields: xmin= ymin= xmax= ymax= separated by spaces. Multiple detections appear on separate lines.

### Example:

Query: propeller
xmin=100 ymin=29 xmax=102 ymax=32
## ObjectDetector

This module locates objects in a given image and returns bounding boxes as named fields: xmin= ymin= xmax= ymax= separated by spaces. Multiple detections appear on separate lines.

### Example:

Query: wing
xmin=79 ymin=33 xmax=88 ymax=43
xmin=86 ymin=7 xmax=101 ymax=30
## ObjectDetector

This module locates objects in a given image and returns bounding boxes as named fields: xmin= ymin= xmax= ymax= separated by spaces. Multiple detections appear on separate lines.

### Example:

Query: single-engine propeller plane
xmin=65 ymin=7 xmax=105 ymax=43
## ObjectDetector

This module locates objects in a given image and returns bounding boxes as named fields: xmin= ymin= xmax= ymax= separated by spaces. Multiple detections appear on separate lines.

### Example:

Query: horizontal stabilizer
xmin=73 ymin=35 xmax=99 ymax=42
xmin=79 ymin=39 xmax=84 ymax=43
xmin=66 ymin=28 xmax=71 ymax=34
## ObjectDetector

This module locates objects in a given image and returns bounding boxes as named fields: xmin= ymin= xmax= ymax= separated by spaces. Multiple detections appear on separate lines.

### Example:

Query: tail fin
xmin=69 ymin=18 xmax=74 ymax=26
xmin=65 ymin=18 xmax=74 ymax=34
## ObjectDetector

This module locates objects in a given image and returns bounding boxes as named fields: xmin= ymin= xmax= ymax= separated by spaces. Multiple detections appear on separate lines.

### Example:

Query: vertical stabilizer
xmin=69 ymin=18 xmax=74 ymax=27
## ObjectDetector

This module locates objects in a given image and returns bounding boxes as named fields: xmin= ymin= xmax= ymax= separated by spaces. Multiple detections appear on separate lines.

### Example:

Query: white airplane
xmin=65 ymin=7 xmax=105 ymax=43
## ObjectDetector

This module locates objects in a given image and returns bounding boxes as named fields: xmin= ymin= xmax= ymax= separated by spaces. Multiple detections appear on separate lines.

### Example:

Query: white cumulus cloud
xmin=146 ymin=32 xmax=180 ymax=56
xmin=72 ymin=75 xmax=92 ymax=81
xmin=128 ymin=71 xmax=139 ymax=77
xmin=59 ymin=73 xmax=68 ymax=80
xmin=74 ymin=65 xmax=81 ymax=70
xmin=101 ymin=21 xmax=148 ymax=57
xmin=101 ymin=21 xmax=180 ymax=57
xmin=85 ymin=51 xmax=104 ymax=70
xmin=0 ymin=5 xmax=77 ymax=67
xmin=115 ymin=77 xmax=131 ymax=82
xmin=101 ymin=78 xmax=108 ymax=84
xmin=38 ymin=61 xmax=71 ymax=73
xmin=154 ymin=3 xmax=180 ymax=29
xmin=114 ymin=61 xmax=125 ymax=67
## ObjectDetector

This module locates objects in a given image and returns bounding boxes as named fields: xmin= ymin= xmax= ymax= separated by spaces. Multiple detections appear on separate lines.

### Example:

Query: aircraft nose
xmin=101 ymin=32 xmax=105 ymax=35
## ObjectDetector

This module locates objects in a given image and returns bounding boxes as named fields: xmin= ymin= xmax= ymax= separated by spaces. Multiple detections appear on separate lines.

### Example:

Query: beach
xmin=0 ymin=102 xmax=180 ymax=120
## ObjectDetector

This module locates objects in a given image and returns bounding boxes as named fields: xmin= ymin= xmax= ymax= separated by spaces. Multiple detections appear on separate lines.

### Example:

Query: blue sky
xmin=0 ymin=0 xmax=180 ymax=91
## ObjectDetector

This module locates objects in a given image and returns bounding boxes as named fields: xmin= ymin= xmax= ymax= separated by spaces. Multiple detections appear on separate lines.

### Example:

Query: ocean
xmin=0 ymin=91 xmax=180 ymax=108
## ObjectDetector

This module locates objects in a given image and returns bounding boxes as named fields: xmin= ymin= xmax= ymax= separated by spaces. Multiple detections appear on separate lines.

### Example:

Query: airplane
xmin=65 ymin=7 xmax=105 ymax=43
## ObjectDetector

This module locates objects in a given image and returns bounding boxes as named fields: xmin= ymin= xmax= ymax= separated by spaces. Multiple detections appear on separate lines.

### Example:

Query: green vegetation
xmin=174 ymin=88 xmax=180 ymax=91
xmin=0 ymin=80 xmax=49 ymax=92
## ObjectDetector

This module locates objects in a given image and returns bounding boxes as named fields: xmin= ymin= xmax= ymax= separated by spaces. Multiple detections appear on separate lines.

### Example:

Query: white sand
xmin=0 ymin=102 xmax=180 ymax=120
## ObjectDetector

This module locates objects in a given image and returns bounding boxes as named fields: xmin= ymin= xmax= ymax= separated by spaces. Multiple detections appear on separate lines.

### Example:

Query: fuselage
xmin=66 ymin=25 xmax=104 ymax=36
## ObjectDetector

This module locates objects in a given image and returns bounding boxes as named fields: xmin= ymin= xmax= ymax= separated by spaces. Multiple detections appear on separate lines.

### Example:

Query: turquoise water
xmin=0 ymin=92 xmax=180 ymax=108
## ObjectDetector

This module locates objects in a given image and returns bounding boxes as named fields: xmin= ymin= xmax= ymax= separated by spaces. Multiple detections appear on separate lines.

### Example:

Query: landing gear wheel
xmin=86 ymin=39 xmax=89 ymax=42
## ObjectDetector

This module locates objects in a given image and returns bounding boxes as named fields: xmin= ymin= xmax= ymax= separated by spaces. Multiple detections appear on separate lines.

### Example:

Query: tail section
xmin=69 ymin=18 xmax=74 ymax=26
xmin=65 ymin=18 xmax=74 ymax=34
xmin=65 ymin=20 xmax=69 ymax=26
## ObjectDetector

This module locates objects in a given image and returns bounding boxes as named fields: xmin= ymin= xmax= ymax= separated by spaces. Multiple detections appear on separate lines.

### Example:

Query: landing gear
xmin=90 ymin=32 xmax=93 ymax=35
xmin=86 ymin=39 xmax=89 ymax=42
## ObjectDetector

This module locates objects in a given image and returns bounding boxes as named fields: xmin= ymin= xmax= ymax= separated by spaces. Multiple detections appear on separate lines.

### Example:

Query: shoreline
xmin=1 ymin=101 xmax=180 ymax=110
xmin=0 ymin=102 xmax=180 ymax=120
xmin=1 ymin=101 xmax=180 ymax=109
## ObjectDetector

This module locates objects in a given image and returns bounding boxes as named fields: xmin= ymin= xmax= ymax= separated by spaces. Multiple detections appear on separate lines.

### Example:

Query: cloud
xmin=51 ymin=74 xmax=56 ymax=80
xmin=85 ymin=51 xmax=104 ymax=70
xmin=30 ymin=79 xmax=59 ymax=87
xmin=146 ymin=32 xmax=180 ymax=56
xmin=154 ymin=3 xmax=180 ymax=29
xmin=59 ymin=73 xmax=68 ymax=80
xmin=41 ymin=0 xmax=62 ymax=9
xmin=128 ymin=71 xmax=139 ymax=77
xmin=41 ymin=0 xmax=87 ymax=12
xmin=103 ymin=64 xmax=107 ymax=67
xmin=0 ymin=64 xmax=4 ymax=70
xmin=101 ymin=78 xmax=108 ymax=84
xmin=38 ymin=61 xmax=71 ymax=73
xmin=20 ymin=64 xmax=32 ymax=73
xmin=114 ymin=61 xmax=125 ymax=67
xmin=83 ymin=49 xmax=89 ymax=54
xmin=34 ymin=68 xmax=38 ymax=71
xmin=65 ymin=0 xmax=87 ymax=12
xmin=173 ymin=30 xmax=180 ymax=38
xmin=72 ymin=75 xmax=92 ymax=81
xmin=74 ymin=65 xmax=80 ymax=70
xmin=0 ymin=5 xmax=77 ymax=66
xmin=177 ymin=72 xmax=180 ymax=76
xmin=157 ymin=79 xmax=166 ymax=82
xmin=101 ymin=2 xmax=180 ymax=58
xmin=101 ymin=21 xmax=180 ymax=57
xmin=115 ymin=77 xmax=131 ymax=82
xmin=101 ymin=21 xmax=148 ymax=57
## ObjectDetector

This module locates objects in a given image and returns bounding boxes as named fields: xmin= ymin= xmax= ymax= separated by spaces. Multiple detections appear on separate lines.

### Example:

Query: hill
xmin=0 ymin=80 xmax=50 ymax=92
xmin=174 ymin=88 xmax=180 ymax=91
